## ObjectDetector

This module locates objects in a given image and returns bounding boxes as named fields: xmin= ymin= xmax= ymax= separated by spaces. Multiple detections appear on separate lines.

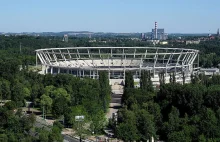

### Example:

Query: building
xmin=146 ymin=40 xmax=160 ymax=44
xmin=151 ymin=22 xmax=168 ymax=40
xmin=141 ymin=33 xmax=146 ymax=40
xmin=152 ymin=29 xmax=167 ymax=40
xmin=63 ymin=34 xmax=68 ymax=42
xmin=199 ymin=68 xmax=219 ymax=76
xmin=185 ymin=40 xmax=200 ymax=45
xmin=160 ymin=41 xmax=168 ymax=45
xmin=36 ymin=47 xmax=199 ymax=86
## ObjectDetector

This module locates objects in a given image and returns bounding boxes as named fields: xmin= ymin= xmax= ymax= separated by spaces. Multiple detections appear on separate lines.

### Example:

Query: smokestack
xmin=155 ymin=22 xmax=157 ymax=39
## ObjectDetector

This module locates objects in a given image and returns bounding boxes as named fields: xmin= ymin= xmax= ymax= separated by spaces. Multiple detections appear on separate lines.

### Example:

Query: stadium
xmin=35 ymin=47 xmax=199 ymax=86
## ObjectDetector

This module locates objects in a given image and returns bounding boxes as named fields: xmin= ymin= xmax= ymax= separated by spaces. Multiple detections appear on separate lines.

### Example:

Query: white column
xmin=79 ymin=69 xmax=81 ymax=77
xmin=58 ymin=68 xmax=60 ymax=74
xmin=50 ymin=67 xmax=53 ymax=74
xmin=97 ymin=70 xmax=99 ymax=79
xmin=109 ymin=70 xmax=111 ymax=80
xmin=93 ymin=70 xmax=95 ymax=79
xmin=45 ymin=66 xmax=48 ymax=74
xmin=36 ymin=54 xmax=38 ymax=67
xmin=123 ymin=69 xmax=125 ymax=79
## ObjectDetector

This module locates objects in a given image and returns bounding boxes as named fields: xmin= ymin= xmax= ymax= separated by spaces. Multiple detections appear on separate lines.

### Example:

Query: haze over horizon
xmin=0 ymin=0 xmax=219 ymax=33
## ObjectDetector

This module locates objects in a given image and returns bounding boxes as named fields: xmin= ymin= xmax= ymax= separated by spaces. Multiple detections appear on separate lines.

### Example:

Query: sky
xmin=0 ymin=0 xmax=219 ymax=33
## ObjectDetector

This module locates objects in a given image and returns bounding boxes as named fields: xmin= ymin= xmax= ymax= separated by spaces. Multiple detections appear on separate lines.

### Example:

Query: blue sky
xmin=0 ymin=0 xmax=219 ymax=33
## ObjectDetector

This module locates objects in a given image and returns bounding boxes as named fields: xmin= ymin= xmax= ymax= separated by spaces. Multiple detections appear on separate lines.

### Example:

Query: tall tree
xmin=124 ymin=71 xmax=134 ymax=88
xmin=98 ymin=71 xmax=110 ymax=113
xmin=140 ymin=70 xmax=153 ymax=92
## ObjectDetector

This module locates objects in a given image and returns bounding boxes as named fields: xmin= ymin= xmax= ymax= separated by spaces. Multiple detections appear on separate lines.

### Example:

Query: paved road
xmin=34 ymin=116 xmax=79 ymax=142
xmin=107 ymin=85 xmax=123 ymax=119
xmin=63 ymin=134 xmax=79 ymax=142
xmin=111 ymin=93 xmax=122 ymax=104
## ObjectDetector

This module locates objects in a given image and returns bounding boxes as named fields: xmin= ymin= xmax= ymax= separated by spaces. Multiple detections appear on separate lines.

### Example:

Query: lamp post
xmin=75 ymin=115 xmax=85 ymax=142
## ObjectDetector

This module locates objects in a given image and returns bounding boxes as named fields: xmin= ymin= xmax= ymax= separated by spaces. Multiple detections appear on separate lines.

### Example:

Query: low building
xmin=146 ymin=40 xmax=160 ymax=44
xmin=199 ymin=68 xmax=219 ymax=76
xmin=186 ymin=40 xmax=200 ymax=45
xmin=160 ymin=41 xmax=168 ymax=45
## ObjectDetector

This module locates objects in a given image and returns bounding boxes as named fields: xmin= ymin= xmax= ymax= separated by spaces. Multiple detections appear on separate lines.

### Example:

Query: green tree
xmin=199 ymin=108 xmax=219 ymax=139
xmin=40 ymin=94 xmax=52 ymax=118
xmin=204 ymin=85 xmax=220 ymax=111
xmin=0 ymin=79 xmax=11 ymax=100
xmin=66 ymin=105 xmax=88 ymax=126
xmin=140 ymin=70 xmax=153 ymax=92
xmin=99 ymin=71 xmax=111 ymax=113
xmin=23 ymin=87 xmax=31 ymax=100
xmin=52 ymin=88 xmax=71 ymax=102
xmin=89 ymin=109 xmax=106 ymax=134
xmin=124 ymin=71 xmax=134 ymax=88
xmin=136 ymin=109 xmax=156 ymax=141
xmin=11 ymin=82 xmax=25 ymax=107
xmin=168 ymin=131 xmax=191 ymax=142
xmin=49 ymin=125 xmax=63 ymax=142
xmin=167 ymin=106 xmax=181 ymax=133
xmin=116 ymin=122 xmax=139 ymax=142
xmin=0 ymin=134 xmax=8 ymax=142
xmin=39 ymin=129 xmax=49 ymax=142
xmin=52 ymin=95 xmax=69 ymax=118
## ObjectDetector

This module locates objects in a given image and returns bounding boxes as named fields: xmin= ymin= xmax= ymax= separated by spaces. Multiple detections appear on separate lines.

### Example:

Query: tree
xmin=23 ymin=87 xmax=31 ymax=100
xmin=0 ymin=134 xmax=8 ymax=142
xmin=165 ymin=106 xmax=181 ymax=136
xmin=168 ymin=131 xmax=191 ymax=142
xmin=169 ymin=72 xmax=176 ymax=84
xmin=43 ymin=85 xmax=56 ymax=97
xmin=122 ymin=71 xmax=134 ymax=105
xmin=140 ymin=70 xmax=153 ymax=92
xmin=39 ymin=129 xmax=49 ymax=142
xmin=89 ymin=109 xmax=106 ymax=134
xmin=124 ymin=71 xmax=134 ymax=88
xmin=99 ymin=71 xmax=111 ymax=113
xmin=51 ymin=88 xmax=71 ymax=102
xmin=147 ymin=102 xmax=162 ymax=130
xmin=159 ymin=71 xmax=165 ymax=85
xmin=40 ymin=94 xmax=52 ymax=118
xmin=136 ymin=109 xmax=156 ymax=141
xmin=204 ymin=85 xmax=220 ymax=111
xmin=68 ymin=106 xmax=88 ymax=142
xmin=0 ymin=79 xmax=11 ymax=100
xmin=4 ymin=101 xmax=16 ymax=110
xmin=52 ymin=95 xmax=69 ymax=118
xmin=31 ymin=83 xmax=44 ymax=104
xmin=49 ymin=125 xmax=63 ymax=142
xmin=199 ymin=108 xmax=219 ymax=139
xmin=116 ymin=122 xmax=139 ymax=142
xmin=180 ymin=84 xmax=205 ymax=115
xmin=11 ymin=82 xmax=25 ymax=107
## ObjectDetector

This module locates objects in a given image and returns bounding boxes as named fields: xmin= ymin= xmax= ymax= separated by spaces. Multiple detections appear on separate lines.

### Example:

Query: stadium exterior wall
xmin=36 ymin=47 xmax=199 ymax=86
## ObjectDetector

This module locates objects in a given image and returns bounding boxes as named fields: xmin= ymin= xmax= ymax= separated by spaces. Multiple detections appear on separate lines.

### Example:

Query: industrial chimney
xmin=155 ymin=22 xmax=157 ymax=39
